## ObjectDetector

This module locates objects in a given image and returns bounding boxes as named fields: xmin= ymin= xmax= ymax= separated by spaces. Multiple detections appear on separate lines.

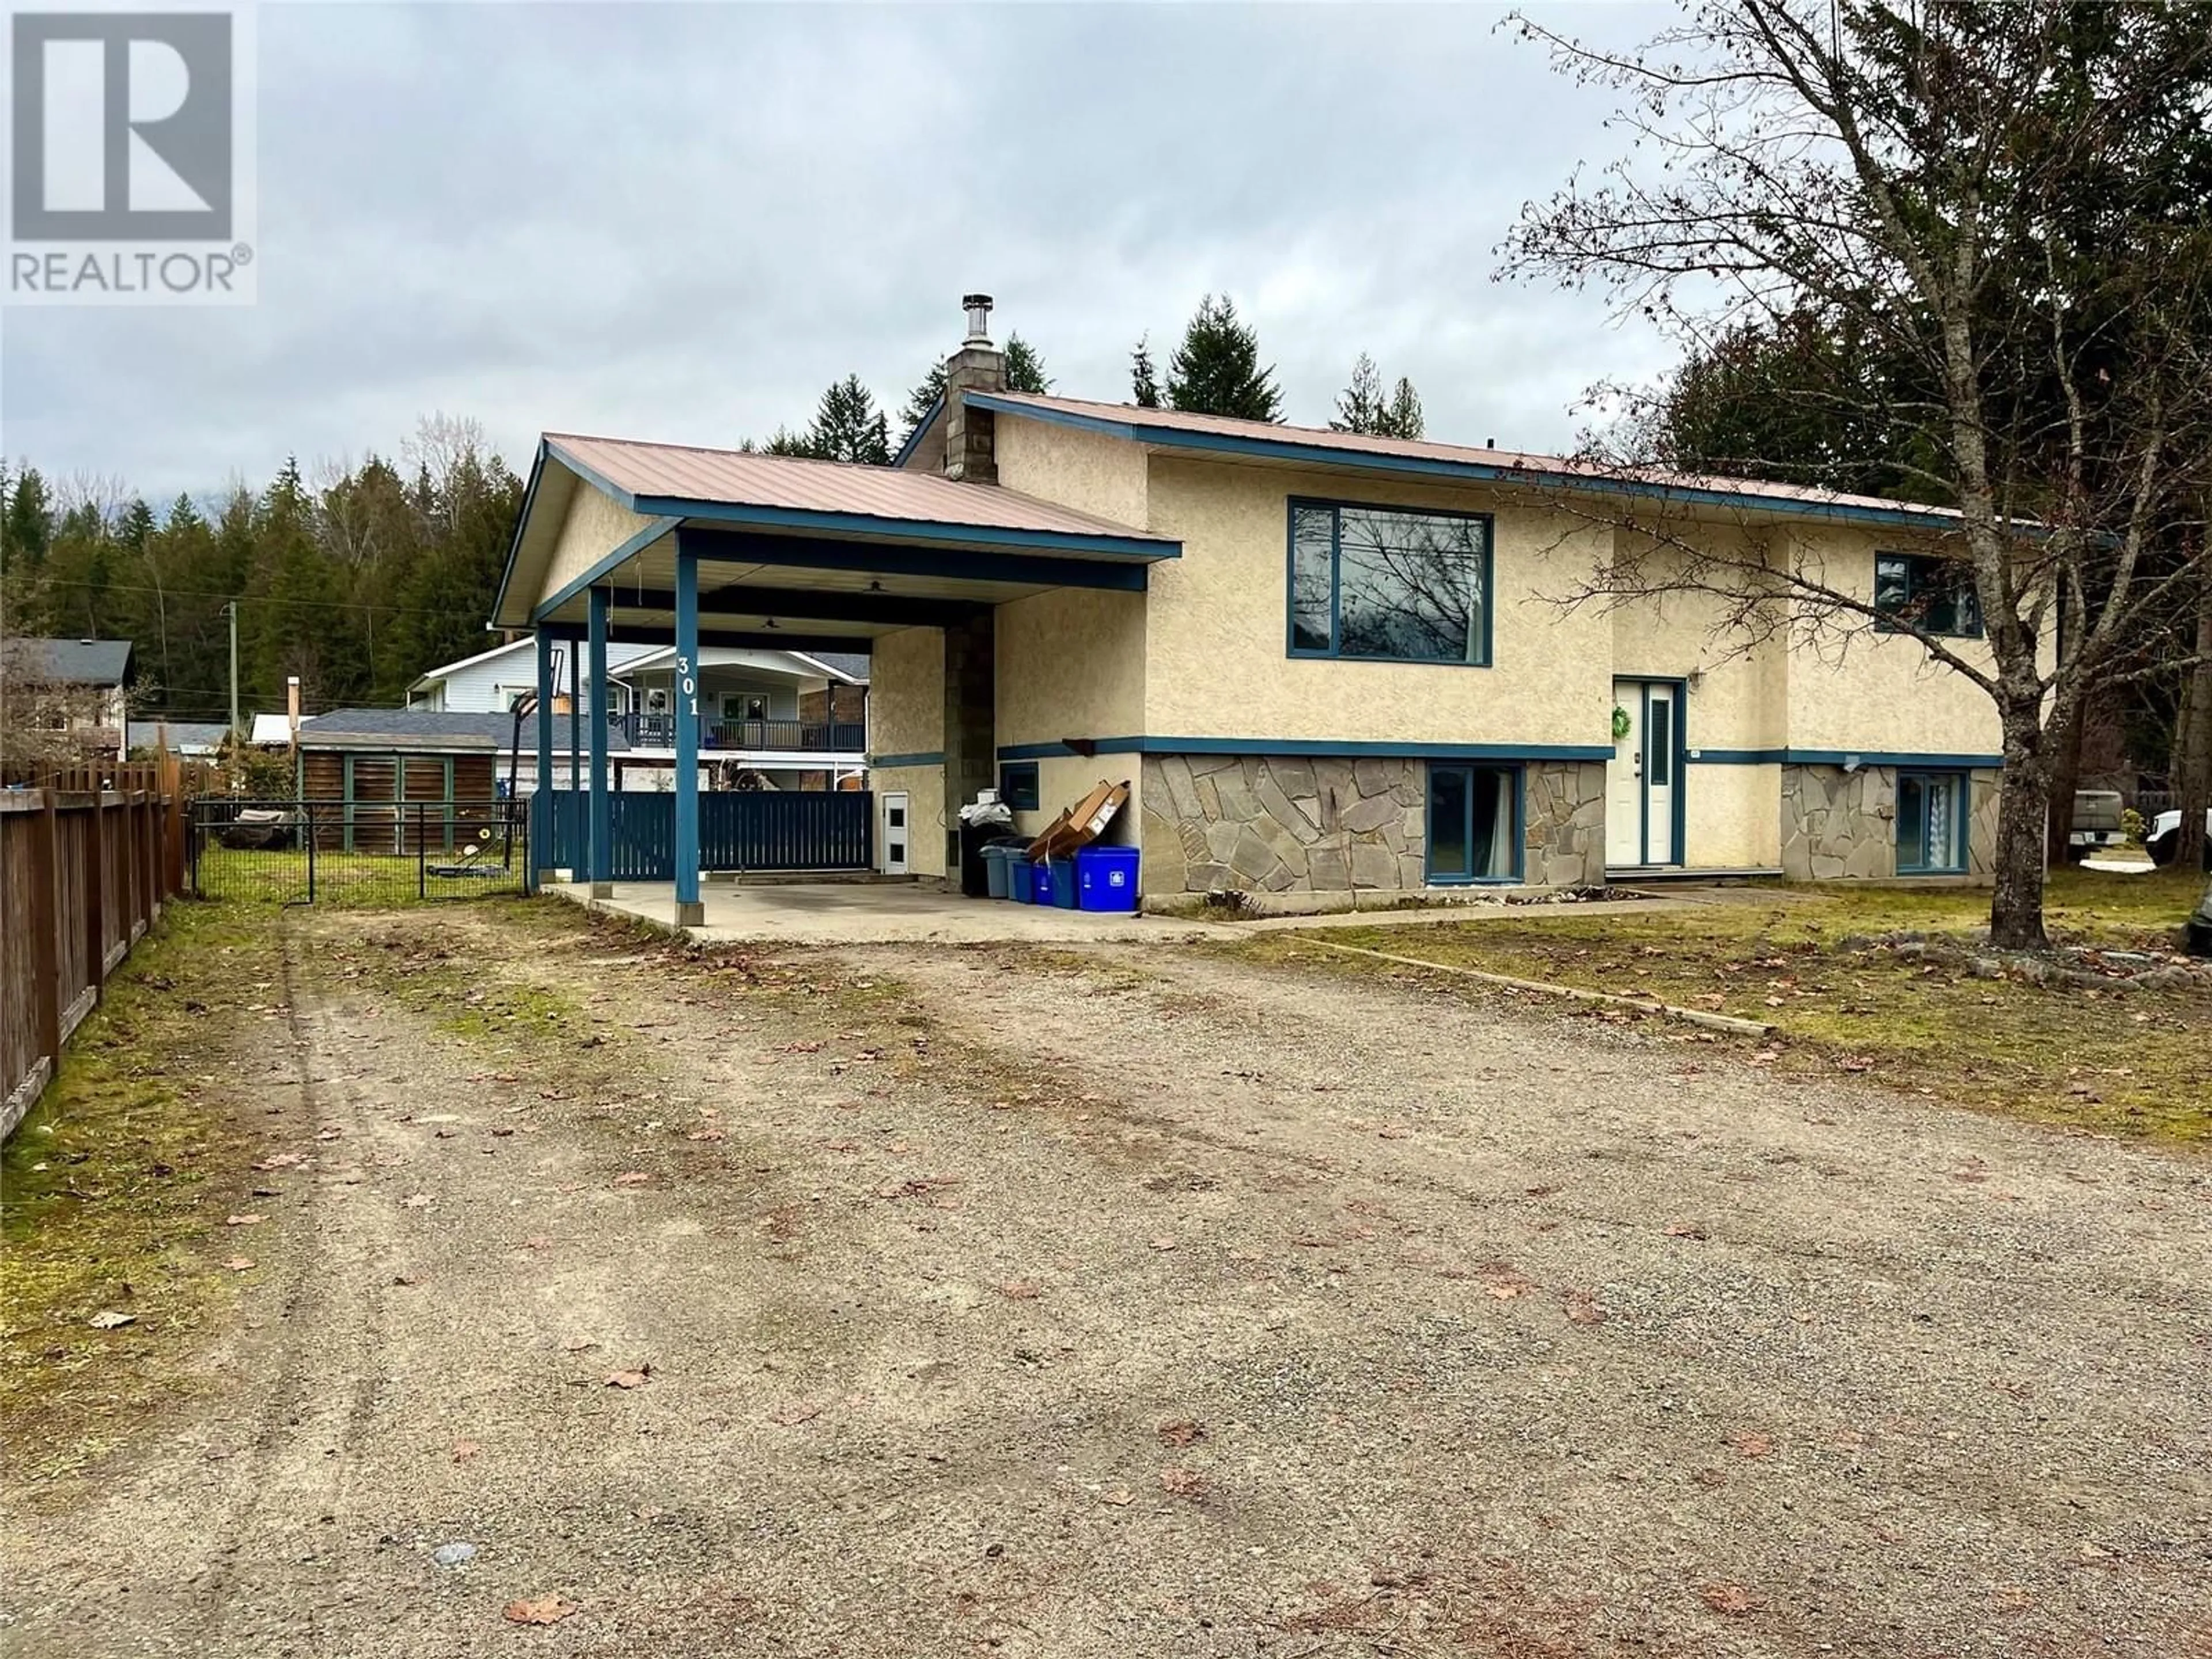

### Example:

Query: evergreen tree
xmin=803 ymin=374 xmax=891 ymax=465
xmin=1331 ymin=354 xmax=1426 ymax=439
xmin=1130 ymin=335 xmax=1161 ymax=408
xmin=2 ymin=465 xmax=52 ymax=574
xmin=1165 ymin=294 xmax=1282 ymax=422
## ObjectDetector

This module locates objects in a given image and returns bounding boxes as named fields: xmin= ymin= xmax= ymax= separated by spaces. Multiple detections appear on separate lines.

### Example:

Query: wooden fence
xmin=2 ymin=780 xmax=187 ymax=1139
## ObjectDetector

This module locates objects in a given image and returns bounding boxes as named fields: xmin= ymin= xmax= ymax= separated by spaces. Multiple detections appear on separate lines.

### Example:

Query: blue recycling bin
xmin=1076 ymin=845 xmax=1141 ymax=912
xmin=1008 ymin=855 xmax=1035 ymax=903
xmin=1028 ymin=858 xmax=1055 ymax=905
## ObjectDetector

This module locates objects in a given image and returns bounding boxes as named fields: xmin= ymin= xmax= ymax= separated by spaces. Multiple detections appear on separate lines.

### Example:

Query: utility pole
xmin=227 ymin=601 xmax=241 ymax=737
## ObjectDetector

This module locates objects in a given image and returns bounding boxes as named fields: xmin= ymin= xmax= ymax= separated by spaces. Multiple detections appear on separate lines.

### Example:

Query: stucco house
xmin=491 ymin=297 xmax=2010 ymax=919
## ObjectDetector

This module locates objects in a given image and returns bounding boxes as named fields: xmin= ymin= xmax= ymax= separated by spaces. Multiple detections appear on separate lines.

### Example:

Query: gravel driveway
xmin=4 ymin=903 xmax=2207 ymax=1658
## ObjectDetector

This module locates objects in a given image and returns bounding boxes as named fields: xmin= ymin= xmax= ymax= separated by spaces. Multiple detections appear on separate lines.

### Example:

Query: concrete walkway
xmin=548 ymin=879 xmax=1223 ymax=944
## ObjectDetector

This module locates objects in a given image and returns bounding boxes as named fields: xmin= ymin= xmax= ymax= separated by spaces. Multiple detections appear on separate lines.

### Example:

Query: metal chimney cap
xmin=961 ymin=293 xmax=994 ymax=346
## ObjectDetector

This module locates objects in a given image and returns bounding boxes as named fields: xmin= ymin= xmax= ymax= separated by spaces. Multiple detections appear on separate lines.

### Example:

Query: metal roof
xmin=972 ymin=393 xmax=1965 ymax=528
xmin=144 ymin=720 xmax=230 ymax=752
xmin=302 ymin=708 xmax=628 ymax=753
xmin=3 ymin=637 xmax=134 ymax=684
xmin=797 ymin=650 xmax=870 ymax=683
xmin=543 ymin=432 xmax=1164 ymax=543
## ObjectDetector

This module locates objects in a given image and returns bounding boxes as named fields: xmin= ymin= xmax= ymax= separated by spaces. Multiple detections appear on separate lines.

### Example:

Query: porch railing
xmin=614 ymin=713 xmax=865 ymax=753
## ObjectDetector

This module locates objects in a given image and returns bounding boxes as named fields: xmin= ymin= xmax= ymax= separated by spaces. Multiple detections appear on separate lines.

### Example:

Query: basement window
xmin=1426 ymin=764 xmax=1519 ymax=882
xmin=998 ymin=761 xmax=1041 ymax=813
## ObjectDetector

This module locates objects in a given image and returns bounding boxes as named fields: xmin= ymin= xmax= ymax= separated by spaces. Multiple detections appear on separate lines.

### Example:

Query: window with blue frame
xmin=1875 ymin=552 xmax=1983 ymax=638
xmin=1426 ymin=764 xmax=1518 ymax=882
xmin=998 ymin=760 xmax=1040 ymax=812
xmin=1896 ymin=770 xmax=1968 ymax=873
xmin=1290 ymin=499 xmax=1493 ymax=665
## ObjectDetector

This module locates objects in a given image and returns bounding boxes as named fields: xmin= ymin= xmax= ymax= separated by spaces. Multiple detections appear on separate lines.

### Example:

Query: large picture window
xmin=1875 ymin=552 xmax=1982 ymax=638
xmin=1289 ymin=500 xmax=1492 ymax=665
xmin=1897 ymin=770 xmax=1968 ymax=874
xmin=1427 ymin=764 xmax=1518 ymax=882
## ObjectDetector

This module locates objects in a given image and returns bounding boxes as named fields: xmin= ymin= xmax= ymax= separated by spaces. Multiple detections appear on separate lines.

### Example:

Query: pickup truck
xmin=2067 ymin=790 xmax=2128 ymax=854
xmin=2149 ymin=806 xmax=2212 ymax=872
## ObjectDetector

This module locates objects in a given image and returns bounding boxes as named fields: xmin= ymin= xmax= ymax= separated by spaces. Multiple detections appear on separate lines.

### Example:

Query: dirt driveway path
xmin=5 ymin=903 xmax=2208 ymax=1658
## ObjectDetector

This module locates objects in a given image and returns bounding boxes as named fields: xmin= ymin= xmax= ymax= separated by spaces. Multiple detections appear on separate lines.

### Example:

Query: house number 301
xmin=677 ymin=656 xmax=698 ymax=715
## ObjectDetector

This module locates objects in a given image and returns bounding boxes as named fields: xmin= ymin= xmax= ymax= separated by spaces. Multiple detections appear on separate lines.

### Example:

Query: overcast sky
xmin=3 ymin=2 xmax=1676 ymax=500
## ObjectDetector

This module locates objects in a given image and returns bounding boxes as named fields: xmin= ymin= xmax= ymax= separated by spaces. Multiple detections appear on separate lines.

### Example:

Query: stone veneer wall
xmin=1781 ymin=764 xmax=1897 ymax=880
xmin=1138 ymin=754 xmax=1609 ymax=898
xmin=1781 ymin=763 xmax=2005 ymax=881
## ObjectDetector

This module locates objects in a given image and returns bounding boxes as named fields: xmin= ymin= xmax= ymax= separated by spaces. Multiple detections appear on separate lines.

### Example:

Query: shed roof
xmin=4 ymin=637 xmax=134 ymax=684
xmin=301 ymin=708 xmax=624 ymax=753
xmin=971 ymin=393 xmax=1965 ymax=529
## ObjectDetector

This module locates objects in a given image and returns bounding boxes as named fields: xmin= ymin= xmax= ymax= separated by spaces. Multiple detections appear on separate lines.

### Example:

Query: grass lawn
xmin=0 ymin=900 xmax=284 ymax=1482
xmin=191 ymin=842 xmax=527 ymax=906
xmin=1239 ymin=866 xmax=2211 ymax=1147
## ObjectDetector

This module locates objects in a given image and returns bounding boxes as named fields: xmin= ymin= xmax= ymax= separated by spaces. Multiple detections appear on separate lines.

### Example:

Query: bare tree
xmin=1501 ymin=0 xmax=2212 ymax=948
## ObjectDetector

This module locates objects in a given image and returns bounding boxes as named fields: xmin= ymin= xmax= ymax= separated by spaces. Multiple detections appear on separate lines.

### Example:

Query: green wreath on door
xmin=1611 ymin=704 xmax=1633 ymax=741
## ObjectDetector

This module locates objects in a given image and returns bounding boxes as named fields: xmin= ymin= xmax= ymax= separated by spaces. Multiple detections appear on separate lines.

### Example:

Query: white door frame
xmin=1606 ymin=678 xmax=1684 ymax=868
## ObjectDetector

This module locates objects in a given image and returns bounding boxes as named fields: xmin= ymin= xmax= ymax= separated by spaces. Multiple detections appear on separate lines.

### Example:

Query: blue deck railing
xmin=540 ymin=789 xmax=873 ymax=878
xmin=614 ymin=714 xmax=865 ymax=753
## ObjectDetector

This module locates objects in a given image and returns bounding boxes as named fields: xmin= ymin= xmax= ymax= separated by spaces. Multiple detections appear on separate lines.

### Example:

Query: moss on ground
xmin=0 ymin=900 xmax=282 ymax=1480
xmin=1235 ymin=868 xmax=2211 ymax=1147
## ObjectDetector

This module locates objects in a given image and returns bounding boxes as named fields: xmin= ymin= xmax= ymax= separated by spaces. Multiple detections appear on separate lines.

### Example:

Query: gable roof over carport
xmin=493 ymin=433 xmax=1177 ymax=647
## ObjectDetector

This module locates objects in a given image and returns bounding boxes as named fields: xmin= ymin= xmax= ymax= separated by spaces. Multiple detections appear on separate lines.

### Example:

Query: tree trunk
xmin=2045 ymin=695 xmax=2089 ymax=868
xmin=2174 ymin=569 xmax=2212 ymax=872
xmin=1988 ymin=707 xmax=2051 ymax=950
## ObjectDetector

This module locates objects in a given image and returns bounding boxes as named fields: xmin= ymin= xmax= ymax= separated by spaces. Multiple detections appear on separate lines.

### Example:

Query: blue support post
xmin=533 ymin=628 xmax=555 ymax=887
xmin=673 ymin=548 xmax=704 ymax=926
xmin=587 ymin=586 xmax=612 ymax=896
xmin=567 ymin=623 xmax=582 ymax=874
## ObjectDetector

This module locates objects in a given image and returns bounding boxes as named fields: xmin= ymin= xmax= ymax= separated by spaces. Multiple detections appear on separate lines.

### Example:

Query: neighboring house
xmin=405 ymin=636 xmax=868 ymax=790
xmin=300 ymin=707 xmax=620 ymax=798
xmin=248 ymin=712 xmax=297 ymax=747
xmin=2 ymin=638 xmax=134 ymax=759
xmin=488 ymin=297 xmax=2020 ymax=904
xmin=141 ymin=720 xmax=231 ymax=757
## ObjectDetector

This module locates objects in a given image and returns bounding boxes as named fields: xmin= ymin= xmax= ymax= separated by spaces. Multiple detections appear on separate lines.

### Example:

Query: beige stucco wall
xmin=539 ymin=482 xmax=662 ymax=607
xmin=995 ymin=587 xmax=1145 ymax=749
xmin=1779 ymin=527 xmax=2007 ymax=757
xmin=1683 ymin=762 xmax=1782 ymax=867
xmin=993 ymin=418 xmax=1150 ymax=530
xmin=870 ymin=765 xmax=946 ymax=878
xmin=1000 ymin=754 xmax=1141 ymax=847
xmin=868 ymin=627 xmax=944 ymax=760
xmin=1139 ymin=457 xmax=1616 ymax=746
xmin=1610 ymin=532 xmax=1790 ymax=755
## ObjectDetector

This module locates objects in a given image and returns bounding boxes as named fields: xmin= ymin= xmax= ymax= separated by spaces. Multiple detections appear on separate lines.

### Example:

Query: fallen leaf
xmin=1699 ymin=1582 xmax=1760 ymax=1616
xmin=996 ymin=1280 xmax=1040 ymax=1300
xmin=1734 ymin=1431 xmax=1773 ymax=1459
xmin=1157 ymin=1419 xmax=1205 ymax=1448
xmin=400 ymin=1194 xmax=433 ymax=1209
xmin=1158 ymin=1465 xmax=1206 ymax=1497
xmin=252 ymin=1152 xmax=304 ymax=1171
xmin=1749 ymin=1048 xmax=1781 ymax=1066
xmin=604 ymin=1365 xmax=653 ymax=1389
xmin=523 ymin=1236 xmax=551 ymax=1251
xmin=88 ymin=1310 xmax=137 ymax=1330
xmin=1692 ymin=1467 xmax=1726 ymax=1489
xmin=224 ymin=1213 xmax=266 ymax=1227
xmin=502 ymin=1594 xmax=579 ymax=1626
xmin=1376 ymin=1125 xmax=1411 ymax=1140
xmin=222 ymin=1256 xmax=256 ymax=1272
xmin=1149 ymin=1236 xmax=1177 ymax=1252
xmin=611 ymin=1172 xmax=651 ymax=1188
xmin=1665 ymin=1224 xmax=1709 ymax=1240
xmin=315 ymin=1126 xmax=343 ymax=1142
xmin=1563 ymin=1290 xmax=1607 ymax=1326
xmin=452 ymin=1438 xmax=480 ymax=1462
xmin=684 ymin=1129 xmax=725 ymax=1142
xmin=1100 ymin=1486 xmax=1134 ymax=1507
xmin=770 ymin=1400 xmax=823 ymax=1426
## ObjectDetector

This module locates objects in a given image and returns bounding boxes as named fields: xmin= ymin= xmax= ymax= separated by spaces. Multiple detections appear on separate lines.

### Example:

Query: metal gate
xmin=189 ymin=798 xmax=530 ymax=904
xmin=539 ymin=789 xmax=873 ymax=880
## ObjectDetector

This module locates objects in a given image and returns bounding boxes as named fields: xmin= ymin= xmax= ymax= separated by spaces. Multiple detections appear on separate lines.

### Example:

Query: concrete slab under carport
xmin=548 ymin=880 xmax=1223 ymax=945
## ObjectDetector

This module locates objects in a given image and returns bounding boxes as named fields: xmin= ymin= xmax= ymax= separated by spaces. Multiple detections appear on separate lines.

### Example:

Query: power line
xmin=4 ymin=574 xmax=491 ymax=619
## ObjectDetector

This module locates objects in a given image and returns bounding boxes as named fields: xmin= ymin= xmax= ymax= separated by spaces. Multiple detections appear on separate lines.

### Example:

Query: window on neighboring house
xmin=999 ymin=761 xmax=1040 ymax=812
xmin=1876 ymin=552 xmax=1983 ymax=638
xmin=1289 ymin=500 xmax=1493 ymax=665
xmin=1426 ymin=764 xmax=1518 ymax=882
xmin=1897 ymin=770 xmax=1968 ymax=874
xmin=645 ymin=687 xmax=669 ymax=716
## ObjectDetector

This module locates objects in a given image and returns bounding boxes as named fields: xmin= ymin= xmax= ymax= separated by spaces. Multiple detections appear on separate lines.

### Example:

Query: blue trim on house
xmin=642 ymin=498 xmax=1176 ymax=563
xmin=1283 ymin=495 xmax=1495 ymax=668
xmin=1688 ymin=747 xmax=2005 ymax=769
xmin=531 ymin=516 xmax=683 ymax=622
xmin=871 ymin=750 xmax=945 ymax=770
xmin=671 ymin=527 xmax=1157 ymax=593
xmin=971 ymin=393 xmax=1965 ymax=532
xmin=993 ymin=735 xmax=1615 ymax=762
xmin=892 ymin=396 xmax=943 ymax=469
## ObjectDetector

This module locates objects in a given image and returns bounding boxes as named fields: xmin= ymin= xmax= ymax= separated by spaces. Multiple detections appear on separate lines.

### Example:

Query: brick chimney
xmin=942 ymin=293 xmax=1005 ymax=484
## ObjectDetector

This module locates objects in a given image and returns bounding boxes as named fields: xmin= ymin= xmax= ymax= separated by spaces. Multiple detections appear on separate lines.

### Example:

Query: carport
xmin=490 ymin=430 xmax=1178 ymax=925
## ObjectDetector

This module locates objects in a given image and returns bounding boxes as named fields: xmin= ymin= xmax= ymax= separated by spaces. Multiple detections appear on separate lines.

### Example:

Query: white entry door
xmin=881 ymin=792 xmax=910 ymax=876
xmin=1605 ymin=680 xmax=1680 ymax=868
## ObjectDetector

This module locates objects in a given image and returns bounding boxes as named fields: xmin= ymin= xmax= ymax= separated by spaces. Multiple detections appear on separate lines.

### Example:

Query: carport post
xmin=587 ymin=586 xmax=612 ymax=897
xmin=673 ymin=548 xmax=704 ymax=927
xmin=533 ymin=628 xmax=556 ymax=888
xmin=567 ymin=623 xmax=582 ymax=872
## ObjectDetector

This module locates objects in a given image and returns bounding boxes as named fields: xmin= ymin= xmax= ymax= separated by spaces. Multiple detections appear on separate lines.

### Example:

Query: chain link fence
xmin=188 ymin=798 xmax=529 ymax=905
